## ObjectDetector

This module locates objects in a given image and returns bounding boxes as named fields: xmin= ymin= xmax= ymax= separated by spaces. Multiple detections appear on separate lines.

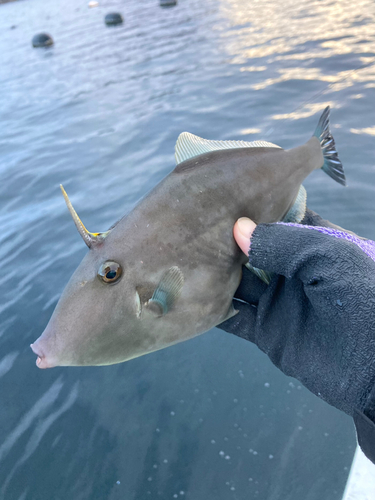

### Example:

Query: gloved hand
xmin=219 ymin=208 xmax=375 ymax=463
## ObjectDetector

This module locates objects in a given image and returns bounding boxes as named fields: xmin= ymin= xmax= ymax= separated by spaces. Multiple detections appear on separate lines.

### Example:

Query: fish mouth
xmin=30 ymin=342 xmax=56 ymax=369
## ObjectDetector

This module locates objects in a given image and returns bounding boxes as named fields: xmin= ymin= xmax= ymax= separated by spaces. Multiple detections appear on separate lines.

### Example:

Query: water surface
xmin=0 ymin=0 xmax=375 ymax=498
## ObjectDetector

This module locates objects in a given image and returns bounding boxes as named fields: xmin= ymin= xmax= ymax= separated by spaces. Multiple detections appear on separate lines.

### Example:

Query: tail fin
xmin=314 ymin=106 xmax=346 ymax=186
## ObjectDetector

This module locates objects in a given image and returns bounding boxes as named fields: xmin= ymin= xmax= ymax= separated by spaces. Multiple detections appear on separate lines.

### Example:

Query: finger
xmin=233 ymin=217 xmax=257 ymax=256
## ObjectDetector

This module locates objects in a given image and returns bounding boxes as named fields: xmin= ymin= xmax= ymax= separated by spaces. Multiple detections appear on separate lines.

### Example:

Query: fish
xmin=30 ymin=106 xmax=345 ymax=369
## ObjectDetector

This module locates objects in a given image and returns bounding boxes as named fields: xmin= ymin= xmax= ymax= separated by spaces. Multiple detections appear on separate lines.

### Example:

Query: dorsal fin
xmin=175 ymin=132 xmax=281 ymax=165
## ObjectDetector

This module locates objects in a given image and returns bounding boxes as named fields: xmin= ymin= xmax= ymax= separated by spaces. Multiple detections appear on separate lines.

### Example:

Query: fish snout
xmin=30 ymin=335 xmax=58 ymax=369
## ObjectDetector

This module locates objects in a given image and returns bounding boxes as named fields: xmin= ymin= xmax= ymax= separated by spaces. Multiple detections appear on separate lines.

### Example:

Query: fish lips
xmin=30 ymin=334 xmax=58 ymax=369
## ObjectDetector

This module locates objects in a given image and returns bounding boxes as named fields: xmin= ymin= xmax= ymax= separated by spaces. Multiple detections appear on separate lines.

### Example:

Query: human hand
xmin=219 ymin=210 xmax=375 ymax=462
xmin=233 ymin=217 xmax=257 ymax=255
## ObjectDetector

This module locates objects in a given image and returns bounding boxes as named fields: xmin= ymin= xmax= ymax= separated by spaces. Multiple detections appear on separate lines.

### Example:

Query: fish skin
xmin=31 ymin=134 xmax=326 ymax=368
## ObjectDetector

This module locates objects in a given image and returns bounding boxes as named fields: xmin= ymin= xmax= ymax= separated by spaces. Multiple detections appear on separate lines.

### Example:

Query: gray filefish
xmin=30 ymin=106 xmax=345 ymax=368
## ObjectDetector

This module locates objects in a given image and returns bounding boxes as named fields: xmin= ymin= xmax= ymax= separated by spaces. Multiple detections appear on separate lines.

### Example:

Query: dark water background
xmin=1 ymin=0 xmax=375 ymax=498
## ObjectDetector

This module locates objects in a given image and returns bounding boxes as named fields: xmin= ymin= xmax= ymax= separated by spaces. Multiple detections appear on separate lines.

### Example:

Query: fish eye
xmin=98 ymin=261 xmax=122 ymax=284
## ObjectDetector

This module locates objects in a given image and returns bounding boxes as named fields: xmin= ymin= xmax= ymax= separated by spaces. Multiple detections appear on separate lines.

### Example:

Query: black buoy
xmin=160 ymin=0 xmax=177 ymax=6
xmin=32 ymin=33 xmax=54 ymax=48
xmin=104 ymin=13 xmax=123 ymax=26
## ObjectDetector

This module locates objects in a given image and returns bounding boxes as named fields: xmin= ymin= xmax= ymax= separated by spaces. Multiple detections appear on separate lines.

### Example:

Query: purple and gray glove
xmin=218 ymin=208 xmax=375 ymax=463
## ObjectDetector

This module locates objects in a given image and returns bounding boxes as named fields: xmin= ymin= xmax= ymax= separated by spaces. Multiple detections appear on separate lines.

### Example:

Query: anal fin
xmin=245 ymin=185 xmax=307 ymax=285
xmin=282 ymin=185 xmax=307 ymax=224
xmin=245 ymin=263 xmax=273 ymax=285
xmin=222 ymin=303 xmax=239 ymax=322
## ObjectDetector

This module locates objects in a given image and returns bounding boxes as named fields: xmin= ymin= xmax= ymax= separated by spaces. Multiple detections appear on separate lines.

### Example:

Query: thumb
xmin=233 ymin=217 xmax=257 ymax=256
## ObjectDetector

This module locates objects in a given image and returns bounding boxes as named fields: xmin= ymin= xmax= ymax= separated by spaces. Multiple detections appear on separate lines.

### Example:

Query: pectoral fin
xmin=146 ymin=267 xmax=184 ymax=317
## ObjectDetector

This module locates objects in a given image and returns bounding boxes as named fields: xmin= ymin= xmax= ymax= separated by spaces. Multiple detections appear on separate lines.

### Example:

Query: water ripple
xmin=0 ymin=0 xmax=373 ymax=498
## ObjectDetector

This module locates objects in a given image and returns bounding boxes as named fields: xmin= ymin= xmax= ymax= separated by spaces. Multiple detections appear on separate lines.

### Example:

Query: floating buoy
xmin=160 ymin=0 xmax=177 ymax=6
xmin=32 ymin=33 xmax=54 ymax=48
xmin=88 ymin=1 xmax=99 ymax=7
xmin=104 ymin=12 xmax=123 ymax=26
